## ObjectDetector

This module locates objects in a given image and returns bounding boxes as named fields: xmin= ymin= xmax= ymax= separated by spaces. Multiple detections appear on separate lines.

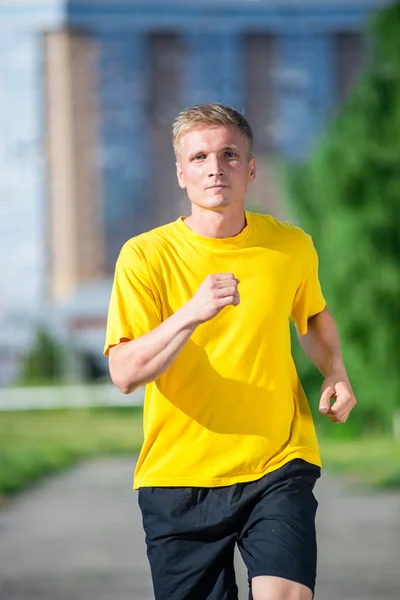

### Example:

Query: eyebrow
xmin=222 ymin=145 xmax=240 ymax=153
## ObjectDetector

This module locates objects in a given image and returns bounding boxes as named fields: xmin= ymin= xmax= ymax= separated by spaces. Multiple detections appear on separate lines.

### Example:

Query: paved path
xmin=0 ymin=457 xmax=399 ymax=600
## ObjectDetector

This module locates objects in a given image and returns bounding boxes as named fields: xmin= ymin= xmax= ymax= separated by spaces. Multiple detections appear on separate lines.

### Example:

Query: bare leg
xmin=252 ymin=576 xmax=313 ymax=600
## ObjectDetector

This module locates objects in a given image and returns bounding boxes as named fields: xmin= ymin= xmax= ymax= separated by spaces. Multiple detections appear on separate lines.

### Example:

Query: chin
xmin=199 ymin=199 xmax=233 ymax=210
xmin=193 ymin=193 xmax=233 ymax=208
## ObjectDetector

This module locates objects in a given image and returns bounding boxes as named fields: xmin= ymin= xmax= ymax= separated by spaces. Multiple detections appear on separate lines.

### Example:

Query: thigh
xmin=138 ymin=486 xmax=239 ymax=600
xmin=237 ymin=461 xmax=320 ymax=598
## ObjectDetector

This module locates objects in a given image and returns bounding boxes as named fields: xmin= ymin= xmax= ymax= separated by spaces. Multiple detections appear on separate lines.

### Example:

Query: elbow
xmin=119 ymin=384 xmax=137 ymax=395
xmin=109 ymin=365 xmax=142 ymax=395
xmin=111 ymin=373 xmax=141 ymax=395
xmin=113 ymin=377 xmax=133 ymax=395
xmin=108 ymin=346 xmax=149 ymax=394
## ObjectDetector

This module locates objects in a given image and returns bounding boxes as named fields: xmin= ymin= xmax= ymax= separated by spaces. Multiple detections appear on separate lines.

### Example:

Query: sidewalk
xmin=0 ymin=457 xmax=399 ymax=600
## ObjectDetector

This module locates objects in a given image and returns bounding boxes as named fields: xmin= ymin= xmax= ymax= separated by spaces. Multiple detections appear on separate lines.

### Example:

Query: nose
xmin=207 ymin=155 xmax=224 ymax=178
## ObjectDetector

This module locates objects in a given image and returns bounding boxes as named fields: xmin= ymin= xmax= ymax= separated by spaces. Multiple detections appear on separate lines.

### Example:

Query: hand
xmin=319 ymin=372 xmax=357 ymax=424
xmin=185 ymin=273 xmax=240 ymax=325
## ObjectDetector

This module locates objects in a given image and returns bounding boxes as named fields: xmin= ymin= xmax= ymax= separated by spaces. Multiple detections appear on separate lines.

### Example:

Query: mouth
xmin=206 ymin=184 xmax=229 ymax=190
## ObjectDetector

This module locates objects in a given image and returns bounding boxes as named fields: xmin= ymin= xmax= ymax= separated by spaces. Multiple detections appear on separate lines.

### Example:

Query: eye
xmin=192 ymin=154 xmax=206 ymax=161
xmin=224 ymin=151 xmax=237 ymax=158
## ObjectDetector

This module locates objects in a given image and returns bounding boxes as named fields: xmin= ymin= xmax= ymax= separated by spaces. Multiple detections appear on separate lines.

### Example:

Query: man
xmin=104 ymin=103 xmax=357 ymax=600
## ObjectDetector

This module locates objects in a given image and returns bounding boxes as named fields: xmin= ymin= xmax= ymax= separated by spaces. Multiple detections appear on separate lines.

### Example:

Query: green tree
xmin=285 ymin=3 xmax=400 ymax=434
xmin=19 ymin=327 xmax=64 ymax=386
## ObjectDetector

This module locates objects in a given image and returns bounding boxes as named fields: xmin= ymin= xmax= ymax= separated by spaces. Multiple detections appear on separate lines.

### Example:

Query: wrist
xmin=319 ymin=355 xmax=345 ymax=378
xmin=325 ymin=363 xmax=348 ymax=380
xmin=330 ymin=360 xmax=346 ymax=374
xmin=176 ymin=302 xmax=202 ymax=330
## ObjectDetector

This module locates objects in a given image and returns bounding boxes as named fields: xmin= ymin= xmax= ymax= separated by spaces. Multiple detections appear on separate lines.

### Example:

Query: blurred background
xmin=0 ymin=0 xmax=399 ymax=599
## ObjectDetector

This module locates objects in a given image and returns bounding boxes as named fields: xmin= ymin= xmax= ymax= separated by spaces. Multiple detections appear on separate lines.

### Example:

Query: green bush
xmin=285 ymin=3 xmax=400 ymax=434
xmin=18 ymin=327 xmax=65 ymax=386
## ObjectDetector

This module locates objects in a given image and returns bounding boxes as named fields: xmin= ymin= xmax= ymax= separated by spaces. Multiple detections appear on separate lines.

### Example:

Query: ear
xmin=248 ymin=157 xmax=256 ymax=183
xmin=176 ymin=162 xmax=186 ymax=189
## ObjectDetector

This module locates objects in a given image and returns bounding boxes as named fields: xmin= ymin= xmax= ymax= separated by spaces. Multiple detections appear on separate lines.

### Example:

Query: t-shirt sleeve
xmin=103 ymin=243 xmax=161 ymax=356
xmin=290 ymin=234 xmax=326 ymax=335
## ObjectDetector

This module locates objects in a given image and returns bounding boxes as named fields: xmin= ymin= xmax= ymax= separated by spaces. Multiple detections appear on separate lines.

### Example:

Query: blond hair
xmin=172 ymin=103 xmax=253 ymax=160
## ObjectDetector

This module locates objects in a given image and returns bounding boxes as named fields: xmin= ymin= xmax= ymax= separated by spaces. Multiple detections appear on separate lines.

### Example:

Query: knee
xmin=251 ymin=576 xmax=312 ymax=600
xmin=253 ymin=593 xmax=306 ymax=600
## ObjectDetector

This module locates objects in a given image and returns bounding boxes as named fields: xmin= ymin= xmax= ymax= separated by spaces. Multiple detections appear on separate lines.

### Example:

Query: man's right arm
xmin=109 ymin=273 xmax=239 ymax=394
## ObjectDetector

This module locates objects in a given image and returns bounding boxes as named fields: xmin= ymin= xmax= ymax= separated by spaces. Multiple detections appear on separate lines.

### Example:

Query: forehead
xmin=180 ymin=124 xmax=247 ymax=155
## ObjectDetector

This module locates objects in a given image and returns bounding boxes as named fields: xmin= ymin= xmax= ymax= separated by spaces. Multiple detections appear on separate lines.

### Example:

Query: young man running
xmin=104 ymin=104 xmax=357 ymax=600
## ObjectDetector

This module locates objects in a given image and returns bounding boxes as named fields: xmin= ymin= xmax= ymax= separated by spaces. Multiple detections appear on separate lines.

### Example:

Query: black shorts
xmin=138 ymin=459 xmax=320 ymax=600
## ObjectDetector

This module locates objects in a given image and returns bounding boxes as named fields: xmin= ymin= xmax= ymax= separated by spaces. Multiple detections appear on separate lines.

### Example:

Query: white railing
xmin=0 ymin=384 xmax=145 ymax=411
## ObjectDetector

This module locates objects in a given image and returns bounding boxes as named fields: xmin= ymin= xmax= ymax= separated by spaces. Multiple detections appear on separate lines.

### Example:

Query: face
xmin=176 ymin=124 xmax=256 ymax=212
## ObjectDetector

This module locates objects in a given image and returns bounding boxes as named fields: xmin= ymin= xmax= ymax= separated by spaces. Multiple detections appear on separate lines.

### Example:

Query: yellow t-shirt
xmin=104 ymin=211 xmax=326 ymax=489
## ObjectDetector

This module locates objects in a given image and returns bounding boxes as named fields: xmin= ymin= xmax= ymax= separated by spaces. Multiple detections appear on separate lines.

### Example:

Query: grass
xmin=1 ymin=408 xmax=399 ymax=502
xmin=0 ymin=407 xmax=144 ymax=501
xmin=319 ymin=435 xmax=400 ymax=490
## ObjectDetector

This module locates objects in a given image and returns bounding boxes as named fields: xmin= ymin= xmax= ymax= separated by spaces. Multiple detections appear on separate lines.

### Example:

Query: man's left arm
xmin=297 ymin=306 xmax=357 ymax=423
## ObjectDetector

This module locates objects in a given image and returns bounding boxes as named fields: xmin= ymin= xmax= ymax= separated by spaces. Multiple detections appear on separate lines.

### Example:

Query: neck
xmin=184 ymin=206 xmax=246 ymax=239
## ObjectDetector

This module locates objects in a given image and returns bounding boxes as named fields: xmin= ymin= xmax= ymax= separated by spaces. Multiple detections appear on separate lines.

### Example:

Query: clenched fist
xmin=185 ymin=273 xmax=240 ymax=325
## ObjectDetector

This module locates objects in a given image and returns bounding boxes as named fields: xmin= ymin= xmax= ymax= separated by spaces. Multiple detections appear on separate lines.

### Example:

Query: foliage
xmin=18 ymin=327 xmax=65 ymax=386
xmin=285 ymin=3 xmax=400 ymax=433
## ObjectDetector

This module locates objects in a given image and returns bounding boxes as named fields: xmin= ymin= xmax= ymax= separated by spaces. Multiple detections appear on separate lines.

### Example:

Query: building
xmin=0 ymin=0 xmax=392 ymax=383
